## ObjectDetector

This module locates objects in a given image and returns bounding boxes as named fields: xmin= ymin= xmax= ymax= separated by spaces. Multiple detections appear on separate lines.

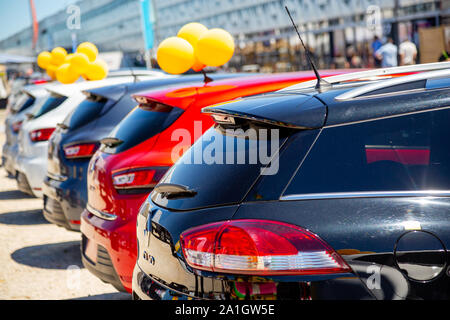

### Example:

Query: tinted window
xmin=33 ymin=94 xmax=67 ymax=118
xmin=103 ymin=102 xmax=184 ymax=154
xmin=284 ymin=108 xmax=450 ymax=195
xmin=14 ymin=94 xmax=35 ymax=113
xmin=63 ymin=96 xmax=108 ymax=130
xmin=18 ymin=95 xmax=35 ymax=112
xmin=152 ymin=124 xmax=290 ymax=211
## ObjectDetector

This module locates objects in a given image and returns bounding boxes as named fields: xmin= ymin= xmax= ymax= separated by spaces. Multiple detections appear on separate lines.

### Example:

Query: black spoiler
xmin=202 ymin=93 xmax=326 ymax=129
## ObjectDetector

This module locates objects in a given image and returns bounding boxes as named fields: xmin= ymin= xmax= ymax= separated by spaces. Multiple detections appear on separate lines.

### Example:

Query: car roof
xmin=45 ymin=75 xmax=159 ymax=97
xmin=203 ymin=65 xmax=450 ymax=129
xmin=133 ymin=70 xmax=356 ymax=110
xmin=82 ymin=73 xmax=253 ymax=102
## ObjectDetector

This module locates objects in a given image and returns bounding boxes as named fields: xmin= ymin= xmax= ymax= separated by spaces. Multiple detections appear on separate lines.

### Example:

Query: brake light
xmin=180 ymin=220 xmax=351 ymax=276
xmin=64 ymin=143 xmax=98 ymax=159
xmin=29 ymin=128 xmax=55 ymax=142
xmin=112 ymin=167 xmax=168 ymax=192
xmin=12 ymin=121 xmax=23 ymax=133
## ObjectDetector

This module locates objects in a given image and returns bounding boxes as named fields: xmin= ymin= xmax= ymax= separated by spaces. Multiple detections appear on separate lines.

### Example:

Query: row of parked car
xmin=3 ymin=62 xmax=450 ymax=300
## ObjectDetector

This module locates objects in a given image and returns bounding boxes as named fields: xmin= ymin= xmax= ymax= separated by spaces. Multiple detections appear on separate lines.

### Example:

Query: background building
xmin=0 ymin=0 xmax=449 ymax=71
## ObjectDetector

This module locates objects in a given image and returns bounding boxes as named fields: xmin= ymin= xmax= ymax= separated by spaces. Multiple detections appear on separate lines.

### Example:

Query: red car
xmin=80 ymin=70 xmax=350 ymax=293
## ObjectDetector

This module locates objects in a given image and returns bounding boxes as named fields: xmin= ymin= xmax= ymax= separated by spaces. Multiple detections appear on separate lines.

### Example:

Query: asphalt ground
xmin=0 ymin=109 xmax=130 ymax=300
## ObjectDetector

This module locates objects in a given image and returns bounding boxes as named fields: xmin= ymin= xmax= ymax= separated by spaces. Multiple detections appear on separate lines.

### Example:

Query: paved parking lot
xmin=0 ymin=109 xmax=130 ymax=300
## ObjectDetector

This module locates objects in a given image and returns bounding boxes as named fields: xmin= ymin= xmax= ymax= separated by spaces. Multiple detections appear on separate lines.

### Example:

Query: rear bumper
xmin=81 ymin=234 xmax=126 ymax=292
xmin=132 ymin=262 xmax=378 ymax=300
xmin=15 ymin=152 xmax=46 ymax=198
xmin=16 ymin=171 xmax=34 ymax=196
xmin=42 ymin=175 xmax=87 ymax=231
xmin=81 ymin=208 xmax=138 ymax=293
xmin=2 ymin=143 xmax=18 ymax=176
xmin=132 ymin=264 xmax=197 ymax=300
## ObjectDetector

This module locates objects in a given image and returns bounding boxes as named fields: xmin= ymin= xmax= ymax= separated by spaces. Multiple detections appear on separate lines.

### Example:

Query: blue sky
xmin=0 ymin=0 xmax=79 ymax=41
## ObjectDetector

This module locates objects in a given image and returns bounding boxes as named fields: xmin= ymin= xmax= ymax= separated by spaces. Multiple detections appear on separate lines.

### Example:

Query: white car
xmin=2 ymin=83 xmax=54 ymax=176
xmin=15 ymin=70 xmax=169 ymax=198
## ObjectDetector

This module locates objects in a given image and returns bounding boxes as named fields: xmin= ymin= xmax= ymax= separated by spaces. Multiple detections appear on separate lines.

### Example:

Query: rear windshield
xmin=13 ymin=93 xmax=35 ymax=113
xmin=33 ymin=93 xmax=67 ymax=118
xmin=18 ymin=95 xmax=36 ymax=113
xmin=151 ymin=123 xmax=290 ymax=211
xmin=283 ymin=107 xmax=450 ymax=196
xmin=63 ymin=96 xmax=109 ymax=131
xmin=102 ymin=102 xmax=184 ymax=154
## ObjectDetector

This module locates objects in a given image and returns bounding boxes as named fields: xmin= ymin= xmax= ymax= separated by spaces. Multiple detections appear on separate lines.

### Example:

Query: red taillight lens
xmin=180 ymin=220 xmax=351 ymax=276
xmin=63 ymin=143 xmax=98 ymax=159
xmin=112 ymin=167 xmax=168 ymax=192
xmin=12 ymin=121 xmax=23 ymax=133
xmin=29 ymin=128 xmax=56 ymax=142
xmin=33 ymin=79 xmax=48 ymax=85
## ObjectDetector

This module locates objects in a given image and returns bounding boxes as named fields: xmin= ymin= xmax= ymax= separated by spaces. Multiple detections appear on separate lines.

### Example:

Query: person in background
xmin=439 ymin=40 xmax=450 ymax=61
xmin=371 ymin=36 xmax=383 ymax=67
xmin=399 ymin=38 xmax=417 ymax=65
xmin=375 ymin=37 xmax=398 ymax=67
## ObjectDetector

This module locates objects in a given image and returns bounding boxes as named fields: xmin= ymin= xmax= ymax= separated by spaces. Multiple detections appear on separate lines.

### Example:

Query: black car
xmin=133 ymin=65 xmax=450 ymax=300
xmin=43 ymin=73 xmax=250 ymax=231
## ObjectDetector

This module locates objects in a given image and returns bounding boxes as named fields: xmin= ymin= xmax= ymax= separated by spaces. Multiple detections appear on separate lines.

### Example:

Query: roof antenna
xmin=201 ymin=69 xmax=213 ymax=84
xmin=119 ymin=44 xmax=137 ymax=83
xmin=285 ymin=6 xmax=329 ymax=91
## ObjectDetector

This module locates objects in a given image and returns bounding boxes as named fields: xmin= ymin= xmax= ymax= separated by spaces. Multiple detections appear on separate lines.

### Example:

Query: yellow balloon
xmin=37 ymin=51 xmax=52 ymax=69
xmin=64 ymin=53 xmax=75 ymax=63
xmin=46 ymin=64 xmax=58 ymax=80
xmin=85 ymin=59 xmax=108 ymax=81
xmin=177 ymin=22 xmax=208 ymax=47
xmin=56 ymin=63 xmax=79 ymax=84
xmin=70 ymin=52 xmax=90 ymax=74
xmin=46 ymin=69 xmax=56 ymax=80
xmin=51 ymin=47 xmax=67 ymax=66
xmin=157 ymin=37 xmax=194 ymax=74
xmin=196 ymin=28 xmax=235 ymax=67
xmin=77 ymin=42 xmax=98 ymax=62
xmin=178 ymin=23 xmax=208 ymax=72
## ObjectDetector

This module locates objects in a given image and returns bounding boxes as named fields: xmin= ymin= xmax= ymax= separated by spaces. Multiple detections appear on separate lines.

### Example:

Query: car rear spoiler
xmin=83 ymin=84 xmax=127 ymax=103
xmin=202 ymin=93 xmax=327 ymax=129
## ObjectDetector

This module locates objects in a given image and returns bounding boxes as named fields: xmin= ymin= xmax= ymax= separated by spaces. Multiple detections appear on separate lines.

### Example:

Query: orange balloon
xmin=192 ymin=58 xmax=206 ymax=72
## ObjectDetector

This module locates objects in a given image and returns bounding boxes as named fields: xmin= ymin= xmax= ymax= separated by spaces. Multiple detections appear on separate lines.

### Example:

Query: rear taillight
xmin=180 ymin=220 xmax=351 ymax=276
xmin=63 ymin=143 xmax=98 ymax=159
xmin=29 ymin=128 xmax=56 ymax=142
xmin=112 ymin=167 xmax=168 ymax=193
xmin=12 ymin=121 xmax=23 ymax=133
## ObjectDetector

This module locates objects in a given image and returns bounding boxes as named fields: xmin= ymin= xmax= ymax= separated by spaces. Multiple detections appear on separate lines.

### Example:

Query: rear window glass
xmin=103 ymin=102 xmax=184 ymax=154
xmin=152 ymin=124 xmax=290 ymax=211
xmin=33 ymin=94 xmax=67 ymax=118
xmin=12 ymin=93 xmax=35 ymax=113
xmin=63 ymin=96 xmax=109 ymax=130
xmin=18 ymin=95 xmax=36 ymax=112
xmin=284 ymin=108 xmax=450 ymax=196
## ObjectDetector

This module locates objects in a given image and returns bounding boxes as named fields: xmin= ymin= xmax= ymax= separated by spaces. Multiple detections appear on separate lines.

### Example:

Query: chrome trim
xmin=280 ymin=61 xmax=450 ymax=92
xmin=335 ymin=69 xmax=450 ymax=101
xmin=280 ymin=191 xmax=450 ymax=201
xmin=86 ymin=203 xmax=117 ymax=221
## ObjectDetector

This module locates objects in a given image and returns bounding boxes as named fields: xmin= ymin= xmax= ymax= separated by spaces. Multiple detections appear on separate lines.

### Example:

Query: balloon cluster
xmin=36 ymin=42 xmax=108 ymax=84
xmin=157 ymin=23 xmax=235 ymax=74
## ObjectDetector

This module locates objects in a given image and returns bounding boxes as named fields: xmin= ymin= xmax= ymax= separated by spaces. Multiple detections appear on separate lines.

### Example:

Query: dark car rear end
xmin=134 ymin=74 xmax=450 ymax=300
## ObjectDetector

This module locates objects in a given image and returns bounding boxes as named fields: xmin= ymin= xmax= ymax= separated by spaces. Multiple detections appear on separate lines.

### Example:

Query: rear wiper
xmin=25 ymin=113 xmax=34 ymax=120
xmin=153 ymin=183 xmax=197 ymax=199
xmin=57 ymin=123 xmax=69 ymax=130
xmin=100 ymin=137 xmax=123 ymax=148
